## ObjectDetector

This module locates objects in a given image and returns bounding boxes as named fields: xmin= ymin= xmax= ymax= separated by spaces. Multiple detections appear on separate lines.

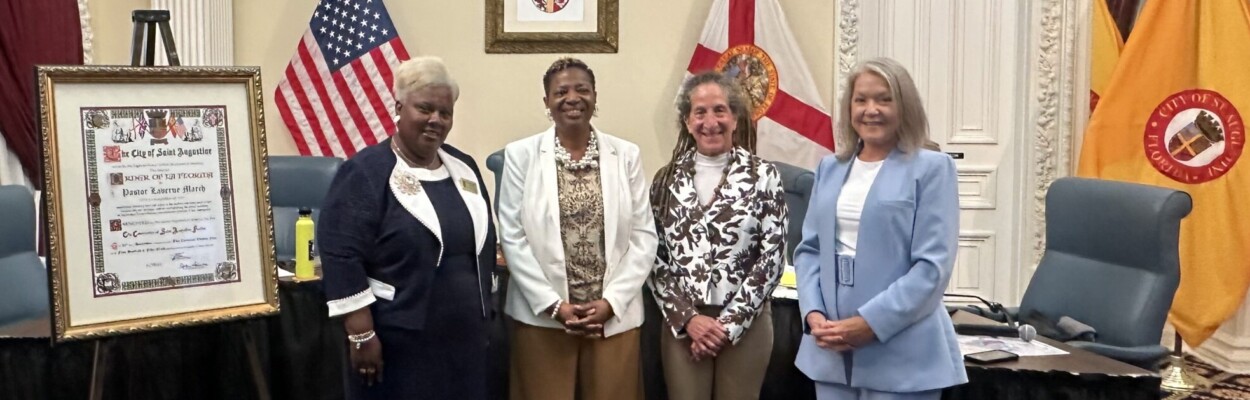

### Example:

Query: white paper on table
xmin=957 ymin=335 xmax=1069 ymax=357
xmin=771 ymin=286 xmax=798 ymax=300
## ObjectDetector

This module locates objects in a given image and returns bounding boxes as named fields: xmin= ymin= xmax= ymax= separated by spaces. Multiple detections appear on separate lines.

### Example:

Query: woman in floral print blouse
xmin=648 ymin=70 xmax=788 ymax=400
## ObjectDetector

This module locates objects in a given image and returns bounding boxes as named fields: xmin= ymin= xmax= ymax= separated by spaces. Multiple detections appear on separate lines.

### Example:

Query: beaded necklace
xmin=554 ymin=131 xmax=599 ymax=170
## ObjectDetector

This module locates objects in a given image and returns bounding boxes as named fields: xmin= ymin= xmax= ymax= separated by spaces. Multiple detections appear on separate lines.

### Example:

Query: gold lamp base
xmin=1160 ymin=354 xmax=1211 ymax=393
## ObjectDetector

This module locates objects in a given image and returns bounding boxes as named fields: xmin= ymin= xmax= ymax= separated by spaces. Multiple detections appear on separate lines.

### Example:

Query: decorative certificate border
xmin=37 ymin=66 xmax=279 ymax=342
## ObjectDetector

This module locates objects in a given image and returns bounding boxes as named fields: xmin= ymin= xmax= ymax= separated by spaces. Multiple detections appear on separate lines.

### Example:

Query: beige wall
xmin=91 ymin=0 xmax=833 ymax=179
xmin=89 ymin=0 xmax=150 ymax=65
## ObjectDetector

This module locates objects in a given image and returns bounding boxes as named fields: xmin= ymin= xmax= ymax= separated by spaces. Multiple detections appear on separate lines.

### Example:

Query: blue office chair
xmin=973 ymin=177 xmax=1191 ymax=369
xmin=771 ymin=162 xmax=814 ymax=264
xmin=486 ymin=149 xmax=505 ymax=211
xmin=0 ymin=185 xmax=50 ymax=327
xmin=267 ymin=156 xmax=343 ymax=263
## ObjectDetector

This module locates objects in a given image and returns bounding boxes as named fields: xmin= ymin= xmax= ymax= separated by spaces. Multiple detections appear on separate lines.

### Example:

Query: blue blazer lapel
xmin=861 ymin=148 xmax=908 ymax=210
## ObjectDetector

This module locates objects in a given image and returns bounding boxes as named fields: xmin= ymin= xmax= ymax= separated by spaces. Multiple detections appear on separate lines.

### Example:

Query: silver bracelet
xmin=348 ymin=330 xmax=376 ymax=350
xmin=550 ymin=299 xmax=563 ymax=320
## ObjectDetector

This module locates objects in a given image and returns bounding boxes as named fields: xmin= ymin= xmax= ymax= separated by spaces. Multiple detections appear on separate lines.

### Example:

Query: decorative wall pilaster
xmin=79 ymin=0 xmax=94 ymax=64
xmin=150 ymin=0 xmax=233 ymax=66
xmin=833 ymin=0 xmax=859 ymax=116
xmin=1022 ymin=0 xmax=1088 ymax=278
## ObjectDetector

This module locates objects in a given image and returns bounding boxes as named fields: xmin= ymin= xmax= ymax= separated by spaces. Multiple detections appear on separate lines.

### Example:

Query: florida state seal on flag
xmin=1079 ymin=0 xmax=1250 ymax=346
xmin=686 ymin=0 xmax=833 ymax=169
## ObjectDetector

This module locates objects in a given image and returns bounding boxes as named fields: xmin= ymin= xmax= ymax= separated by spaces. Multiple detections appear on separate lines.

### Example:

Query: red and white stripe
xmin=275 ymin=31 xmax=410 ymax=157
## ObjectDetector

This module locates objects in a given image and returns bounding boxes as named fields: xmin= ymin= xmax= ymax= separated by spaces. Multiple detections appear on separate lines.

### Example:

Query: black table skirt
xmin=640 ymin=287 xmax=1160 ymax=400
xmin=0 ymin=273 xmax=1159 ymax=400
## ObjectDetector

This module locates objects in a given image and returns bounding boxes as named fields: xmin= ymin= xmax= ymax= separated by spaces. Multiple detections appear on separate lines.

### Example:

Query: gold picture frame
xmin=485 ymin=0 xmax=619 ymax=53
xmin=36 ymin=66 xmax=279 ymax=342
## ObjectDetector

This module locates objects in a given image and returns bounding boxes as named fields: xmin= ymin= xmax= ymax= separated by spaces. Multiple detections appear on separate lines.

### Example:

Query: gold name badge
xmin=460 ymin=178 xmax=478 ymax=194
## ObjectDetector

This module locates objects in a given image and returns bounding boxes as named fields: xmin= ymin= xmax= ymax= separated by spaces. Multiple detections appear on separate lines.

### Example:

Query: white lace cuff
xmin=327 ymin=288 xmax=376 ymax=317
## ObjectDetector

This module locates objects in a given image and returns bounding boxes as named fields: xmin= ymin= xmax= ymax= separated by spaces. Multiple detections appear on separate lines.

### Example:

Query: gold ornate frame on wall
xmin=485 ymin=0 xmax=619 ymax=53
xmin=37 ymin=66 xmax=278 ymax=342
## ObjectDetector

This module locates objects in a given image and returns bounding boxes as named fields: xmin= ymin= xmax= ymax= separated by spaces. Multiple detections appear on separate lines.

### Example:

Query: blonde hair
xmin=835 ymin=57 xmax=929 ymax=161
xmin=392 ymin=56 xmax=460 ymax=104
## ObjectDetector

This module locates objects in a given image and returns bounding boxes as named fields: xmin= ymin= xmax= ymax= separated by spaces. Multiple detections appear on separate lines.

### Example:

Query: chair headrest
xmin=267 ymin=156 xmax=344 ymax=208
xmin=486 ymin=150 xmax=505 ymax=175
xmin=772 ymin=162 xmax=814 ymax=195
xmin=1045 ymin=177 xmax=1192 ymax=273
xmin=0 ymin=185 xmax=36 ymax=257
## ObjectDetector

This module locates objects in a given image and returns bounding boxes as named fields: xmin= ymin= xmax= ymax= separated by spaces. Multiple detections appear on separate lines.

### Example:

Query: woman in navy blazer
xmin=319 ymin=57 xmax=497 ymax=400
xmin=793 ymin=57 xmax=967 ymax=399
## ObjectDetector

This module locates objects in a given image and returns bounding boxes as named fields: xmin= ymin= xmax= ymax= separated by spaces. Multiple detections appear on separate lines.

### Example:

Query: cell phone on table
xmin=964 ymin=349 xmax=1019 ymax=364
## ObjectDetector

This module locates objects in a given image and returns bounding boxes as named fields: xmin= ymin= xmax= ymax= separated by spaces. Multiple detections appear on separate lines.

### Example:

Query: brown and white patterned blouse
xmin=557 ymin=161 xmax=607 ymax=304
xmin=649 ymin=147 xmax=787 ymax=343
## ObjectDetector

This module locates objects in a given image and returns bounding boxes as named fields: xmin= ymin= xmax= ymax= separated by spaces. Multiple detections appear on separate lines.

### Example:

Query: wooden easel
xmin=87 ymin=11 xmax=270 ymax=400
xmin=129 ymin=10 xmax=180 ymax=67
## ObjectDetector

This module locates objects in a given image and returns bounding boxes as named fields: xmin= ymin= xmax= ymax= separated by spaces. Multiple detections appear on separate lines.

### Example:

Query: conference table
xmin=659 ymin=295 xmax=1161 ymax=400
xmin=942 ymin=311 xmax=1160 ymax=399
xmin=0 ymin=272 xmax=1161 ymax=400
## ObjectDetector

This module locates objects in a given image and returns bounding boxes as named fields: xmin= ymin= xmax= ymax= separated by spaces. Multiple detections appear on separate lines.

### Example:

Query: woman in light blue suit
xmin=793 ymin=57 xmax=967 ymax=399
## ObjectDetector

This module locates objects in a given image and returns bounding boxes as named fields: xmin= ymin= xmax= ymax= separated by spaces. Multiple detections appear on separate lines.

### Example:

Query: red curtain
xmin=0 ymin=0 xmax=84 ymax=185
xmin=1105 ymin=0 xmax=1142 ymax=40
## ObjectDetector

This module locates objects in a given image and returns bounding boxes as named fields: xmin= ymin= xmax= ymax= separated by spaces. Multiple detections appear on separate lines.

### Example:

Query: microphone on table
xmin=944 ymin=293 xmax=1037 ymax=342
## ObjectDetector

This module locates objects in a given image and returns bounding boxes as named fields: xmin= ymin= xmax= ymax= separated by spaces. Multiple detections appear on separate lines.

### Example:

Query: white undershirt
xmin=693 ymin=151 xmax=729 ymax=205
xmin=835 ymin=157 xmax=884 ymax=256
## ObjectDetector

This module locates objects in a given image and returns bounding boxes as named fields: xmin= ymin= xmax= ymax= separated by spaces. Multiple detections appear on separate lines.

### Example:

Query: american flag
xmin=274 ymin=0 xmax=410 ymax=158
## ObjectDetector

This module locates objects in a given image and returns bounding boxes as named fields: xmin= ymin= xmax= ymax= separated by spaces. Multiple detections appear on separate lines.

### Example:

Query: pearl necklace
xmin=390 ymin=136 xmax=436 ymax=196
xmin=554 ymin=131 xmax=600 ymax=171
xmin=392 ymin=135 xmax=437 ymax=169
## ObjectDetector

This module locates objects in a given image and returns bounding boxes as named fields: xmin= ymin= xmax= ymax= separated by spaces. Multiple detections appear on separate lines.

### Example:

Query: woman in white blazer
xmin=794 ymin=57 xmax=967 ymax=399
xmin=497 ymin=58 xmax=658 ymax=400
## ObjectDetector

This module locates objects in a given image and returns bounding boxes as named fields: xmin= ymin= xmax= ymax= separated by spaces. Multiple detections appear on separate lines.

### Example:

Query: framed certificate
xmin=485 ymin=0 xmax=619 ymax=53
xmin=36 ymin=66 xmax=279 ymax=342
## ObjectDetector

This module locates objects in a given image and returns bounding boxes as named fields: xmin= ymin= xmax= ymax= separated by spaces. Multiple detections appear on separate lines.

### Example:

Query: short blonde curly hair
xmin=392 ymin=56 xmax=460 ymax=105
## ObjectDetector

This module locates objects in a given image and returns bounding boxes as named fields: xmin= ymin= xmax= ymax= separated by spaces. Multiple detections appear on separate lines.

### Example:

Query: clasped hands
xmin=807 ymin=313 xmax=876 ymax=352
xmin=684 ymin=315 xmax=730 ymax=362
xmin=554 ymin=299 xmax=614 ymax=338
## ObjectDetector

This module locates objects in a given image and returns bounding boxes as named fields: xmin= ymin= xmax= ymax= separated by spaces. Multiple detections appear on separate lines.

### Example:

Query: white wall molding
xmin=957 ymin=166 xmax=997 ymax=210
xmin=79 ymin=0 xmax=94 ymax=64
xmin=150 ymin=0 xmax=233 ymax=66
xmin=1021 ymin=0 xmax=1089 ymax=281
xmin=833 ymin=0 xmax=859 ymax=123
xmin=952 ymin=231 xmax=996 ymax=299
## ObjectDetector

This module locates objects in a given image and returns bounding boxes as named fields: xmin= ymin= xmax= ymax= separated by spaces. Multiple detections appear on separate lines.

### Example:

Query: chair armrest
xmin=1067 ymin=341 xmax=1169 ymax=370
xmin=949 ymin=305 xmax=1015 ymax=323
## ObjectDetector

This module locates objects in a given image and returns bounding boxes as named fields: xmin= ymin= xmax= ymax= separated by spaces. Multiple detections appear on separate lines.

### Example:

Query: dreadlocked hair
xmin=649 ymin=71 xmax=759 ymax=221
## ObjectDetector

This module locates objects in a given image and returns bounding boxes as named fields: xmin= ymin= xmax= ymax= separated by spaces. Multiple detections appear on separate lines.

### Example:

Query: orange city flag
xmin=1089 ymin=0 xmax=1123 ymax=113
xmin=685 ymin=0 xmax=834 ymax=169
xmin=1078 ymin=0 xmax=1250 ymax=346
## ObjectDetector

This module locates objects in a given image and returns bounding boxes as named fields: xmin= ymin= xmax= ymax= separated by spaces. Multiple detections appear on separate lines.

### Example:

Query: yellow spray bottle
xmin=294 ymin=207 xmax=316 ymax=279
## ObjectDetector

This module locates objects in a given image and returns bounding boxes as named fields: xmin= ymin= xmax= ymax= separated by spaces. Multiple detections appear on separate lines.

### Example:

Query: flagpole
xmin=1160 ymin=331 xmax=1210 ymax=393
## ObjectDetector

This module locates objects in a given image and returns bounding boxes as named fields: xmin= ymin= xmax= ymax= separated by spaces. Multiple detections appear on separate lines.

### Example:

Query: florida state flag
xmin=1078 ymin=0 xmax=1250 ymax=346
xmin=685 ymin=0 xmax=833 ymax=169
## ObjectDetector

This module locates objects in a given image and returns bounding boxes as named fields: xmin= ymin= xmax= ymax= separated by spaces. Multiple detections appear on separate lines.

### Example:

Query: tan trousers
xmin=661 ymin=304 xmax=773 ymax=400
xmin=510 ymin=322 xmax=642 ymax=400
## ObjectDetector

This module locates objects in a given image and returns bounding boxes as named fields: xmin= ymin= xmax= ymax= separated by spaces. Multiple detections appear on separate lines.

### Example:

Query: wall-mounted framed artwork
xmin=485 ymin=0 xmax=619 ymax=53
xmin=36 ymin=65 xmax=279 ymax=342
